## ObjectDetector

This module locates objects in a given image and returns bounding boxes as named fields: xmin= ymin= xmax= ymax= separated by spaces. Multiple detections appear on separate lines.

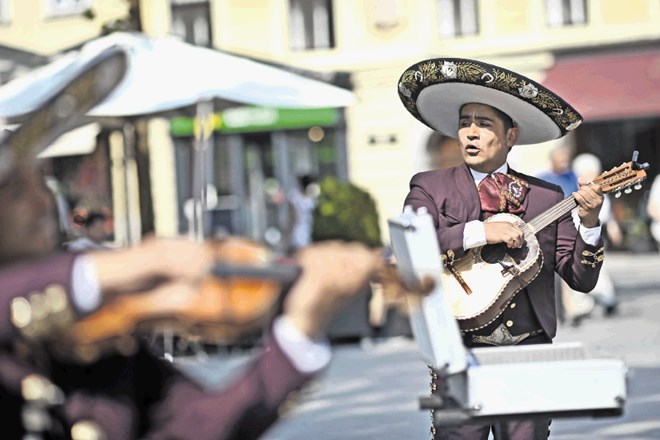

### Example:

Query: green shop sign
xmin=170 ymin=107 xmax=339 ymax=136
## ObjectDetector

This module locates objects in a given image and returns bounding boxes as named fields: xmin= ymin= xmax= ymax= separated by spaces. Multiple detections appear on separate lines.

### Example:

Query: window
xmin=289 ymin=0 xmax=335 ymax=51
xmin=0 ymin=0 xmax=9 ymax=23
xmin=46 ymin=0 xmax=91 ymax=17
xmin=170 ymin=0 xmax=212 ymax=47
xmin=545 ymin=0 xmax=587 ymax=27
xmin=436 ymin=0 xmax=479 ymax=38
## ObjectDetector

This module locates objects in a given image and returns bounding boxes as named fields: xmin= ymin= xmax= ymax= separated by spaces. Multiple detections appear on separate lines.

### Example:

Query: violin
xmin=57 ymin=237 xmax=301 ymax=363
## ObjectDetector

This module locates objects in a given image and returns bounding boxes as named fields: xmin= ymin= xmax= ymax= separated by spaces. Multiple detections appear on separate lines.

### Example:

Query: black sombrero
xmin=397 ymin=58 xmax=582 ymax=145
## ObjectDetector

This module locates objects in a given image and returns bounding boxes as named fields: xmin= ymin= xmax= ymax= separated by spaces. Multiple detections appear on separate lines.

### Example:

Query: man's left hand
xmin=573 ymin=177 xmax=604 ymax=228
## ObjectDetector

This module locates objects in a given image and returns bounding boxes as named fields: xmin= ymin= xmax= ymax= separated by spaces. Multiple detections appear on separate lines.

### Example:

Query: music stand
xmin=388 ymin=207 xmax=627 ymax=430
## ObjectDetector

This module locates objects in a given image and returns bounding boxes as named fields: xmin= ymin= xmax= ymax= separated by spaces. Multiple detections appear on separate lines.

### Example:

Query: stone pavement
xmin=551 ymin=251 xmax=660 ymax=439
xmin=603 ymin=251 xmax=660 ymax=287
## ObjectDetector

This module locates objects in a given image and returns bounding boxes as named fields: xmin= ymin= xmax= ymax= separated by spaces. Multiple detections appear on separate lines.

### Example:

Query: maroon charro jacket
xmin=403 ymin=163 xmax=604 ymax=339
xmin=0 ymin=252 xmax=313 ymax=440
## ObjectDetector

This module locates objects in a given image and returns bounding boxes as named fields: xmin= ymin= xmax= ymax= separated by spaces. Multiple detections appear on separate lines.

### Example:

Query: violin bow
xmin=212 ymin=262 xmax=302 ymax=283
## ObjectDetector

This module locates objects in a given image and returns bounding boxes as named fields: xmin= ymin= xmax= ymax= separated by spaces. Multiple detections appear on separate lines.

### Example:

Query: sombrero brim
xmin=398 ymin=58 xmax=583 ymax=145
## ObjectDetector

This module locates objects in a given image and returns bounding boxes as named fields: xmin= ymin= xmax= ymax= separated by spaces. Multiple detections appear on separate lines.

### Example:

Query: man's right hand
xmin=484 ymin=221 xmax=525 ymax=249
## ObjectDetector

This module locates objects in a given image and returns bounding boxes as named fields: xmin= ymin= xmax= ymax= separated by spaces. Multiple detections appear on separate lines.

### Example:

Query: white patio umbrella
xmin=0 ymin=31 xmax=355 ymax=120
xmin=0 ymin=32 xmax=356 ymax=243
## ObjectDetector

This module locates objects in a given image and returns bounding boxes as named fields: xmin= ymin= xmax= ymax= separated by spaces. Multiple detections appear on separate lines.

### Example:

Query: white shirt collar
xmin=470 ymin=163 xmax=509 ymax=186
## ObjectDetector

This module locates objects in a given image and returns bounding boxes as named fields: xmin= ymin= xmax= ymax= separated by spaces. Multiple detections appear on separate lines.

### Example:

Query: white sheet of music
xmin=388 ymin=207 xmax=468 ymax=373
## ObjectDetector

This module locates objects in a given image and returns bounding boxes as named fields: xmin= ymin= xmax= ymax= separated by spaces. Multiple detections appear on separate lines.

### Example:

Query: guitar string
xmin=528 ymin=196 xmax=578 ymax=232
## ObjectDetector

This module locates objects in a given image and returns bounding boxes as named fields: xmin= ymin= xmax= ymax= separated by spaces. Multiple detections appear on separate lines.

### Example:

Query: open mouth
xmin=465 ymin=144 xmax=480 ymax=156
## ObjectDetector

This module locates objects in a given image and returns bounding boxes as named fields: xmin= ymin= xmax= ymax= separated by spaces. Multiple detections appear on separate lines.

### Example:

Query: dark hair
xmin=460 ymin=103 xmax=516 ymax=131
xmin=298 ymin=174 xmax=316 ymax=190
xmin=85 ymin=211 xmax=106 ymax=227
xmin=492 ymin=107 xmax=515 ymax=131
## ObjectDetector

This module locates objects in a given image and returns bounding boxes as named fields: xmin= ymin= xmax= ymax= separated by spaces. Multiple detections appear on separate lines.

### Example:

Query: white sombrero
xmin=398 ymin=58 xmax=582 ymax=145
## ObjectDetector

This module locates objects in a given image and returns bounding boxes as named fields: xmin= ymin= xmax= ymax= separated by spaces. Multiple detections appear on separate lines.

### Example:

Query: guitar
xmin=443 ymin=152 xmax=648 ymax=332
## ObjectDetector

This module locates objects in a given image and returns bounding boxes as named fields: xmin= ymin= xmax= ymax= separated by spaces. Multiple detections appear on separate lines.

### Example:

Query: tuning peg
xmin=634 ymin=183 xmax=642 ymax=190
xmin=615 ymin=191 xmax=622 ymax=198
xmin=624 ymin=187 xmax=633 ymax=194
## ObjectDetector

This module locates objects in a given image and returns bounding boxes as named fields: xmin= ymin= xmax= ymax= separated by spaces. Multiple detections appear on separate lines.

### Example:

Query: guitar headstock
xmin=593 ymin=150 xmax=649 ymax=198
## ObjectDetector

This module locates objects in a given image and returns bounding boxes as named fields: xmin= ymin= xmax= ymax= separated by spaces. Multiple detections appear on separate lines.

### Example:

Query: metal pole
xmin=191 ymin=100 xmax=214 ymax=241
xmin=122 ymin=122 xmax=136 ymax=246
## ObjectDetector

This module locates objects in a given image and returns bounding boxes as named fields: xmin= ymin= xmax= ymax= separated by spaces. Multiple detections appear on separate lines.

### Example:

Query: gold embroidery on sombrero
xmin=419 ymin=60 xmax=442 ymax=82
xmin=398 ymin=58 xmax=582 ymax=133
xmin=558 ymin=108 xmax=582 ymax=131
xmin=486 ymin=67 xmax=518 ymax=92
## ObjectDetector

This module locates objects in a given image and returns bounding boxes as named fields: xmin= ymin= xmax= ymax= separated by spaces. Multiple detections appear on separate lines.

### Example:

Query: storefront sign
xmin=170 ymin=107 xmax=339 ymax=136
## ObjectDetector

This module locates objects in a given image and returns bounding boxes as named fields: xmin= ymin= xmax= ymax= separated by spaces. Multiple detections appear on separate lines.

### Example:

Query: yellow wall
xmin=214 ymin=0 xmax=286 ymax=57
xmin=139 ymin=0 xmax=170 ymax=37
xmin=346 ymin=66 xmax=423 ymax=230
xmin=600 ymin=0 xmax=650 ymax=24
xmin=492 ymin=0 xmax=533 ymax=34
xmin=0 ymin=0 xmax=127 ymax=54
xmin=217 ymin=0 xmax=660 ymax=71
xmin=148 ymin=118 xmax=179 ymax=237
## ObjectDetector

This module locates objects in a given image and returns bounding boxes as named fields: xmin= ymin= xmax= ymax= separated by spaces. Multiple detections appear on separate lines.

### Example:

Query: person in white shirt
xmin=647 ymin=174 xmax=660 ymax=251
xmin=66 ymin=210 xmax=110 ymax=252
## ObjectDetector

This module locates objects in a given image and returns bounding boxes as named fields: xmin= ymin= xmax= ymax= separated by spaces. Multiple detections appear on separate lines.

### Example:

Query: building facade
xmin=186 ymin=0 xmax=660 ymax=250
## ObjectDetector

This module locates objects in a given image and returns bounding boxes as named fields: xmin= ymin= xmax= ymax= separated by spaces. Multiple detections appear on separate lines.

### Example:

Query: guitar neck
xmin=528 ymin=196 xmax=578 ymax=232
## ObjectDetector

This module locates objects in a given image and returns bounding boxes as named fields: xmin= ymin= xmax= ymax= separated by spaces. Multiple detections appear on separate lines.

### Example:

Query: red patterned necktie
xmin=478 ymin=173 xmax=530 ymax=219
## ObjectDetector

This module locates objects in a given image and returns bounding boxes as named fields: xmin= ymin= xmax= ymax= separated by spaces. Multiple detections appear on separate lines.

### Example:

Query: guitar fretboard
xmin=528 ymin=196 xmax=578 ymax=232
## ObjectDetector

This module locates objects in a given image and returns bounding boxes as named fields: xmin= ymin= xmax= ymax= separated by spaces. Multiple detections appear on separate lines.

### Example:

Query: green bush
xmin=311 ymin=177 xmax=382 ymax=248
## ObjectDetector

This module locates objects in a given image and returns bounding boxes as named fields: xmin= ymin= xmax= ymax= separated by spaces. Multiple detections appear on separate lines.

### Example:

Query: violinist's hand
xmin=284 ymin=241 xmax=383 ymax=339
xmin=373 ymin=262 xmax=435 ymax=302
xmin=88 ymin=237 xmax=214 ymax=299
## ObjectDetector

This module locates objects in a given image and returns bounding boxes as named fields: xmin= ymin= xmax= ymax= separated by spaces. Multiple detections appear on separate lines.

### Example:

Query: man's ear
xmin=506 ymin=127 xmax=519 ymax=147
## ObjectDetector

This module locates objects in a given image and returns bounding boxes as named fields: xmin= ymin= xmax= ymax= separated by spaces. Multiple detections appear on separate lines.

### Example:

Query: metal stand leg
xmin=162 ymin=326 xmax=174 ymax=363
xmin=493 ymin=422 xmax=511 ymax=440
